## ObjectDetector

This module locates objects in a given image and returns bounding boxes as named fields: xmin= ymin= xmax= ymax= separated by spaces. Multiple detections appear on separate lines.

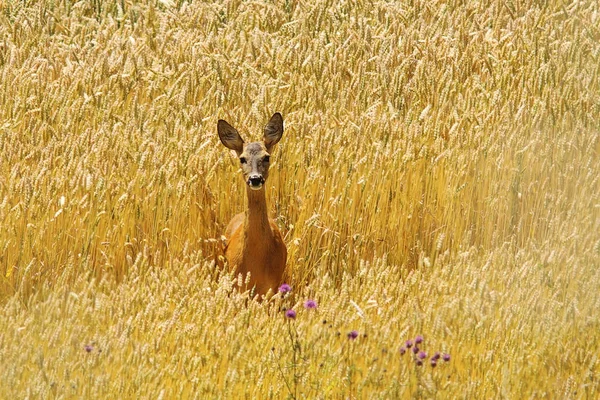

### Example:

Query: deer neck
xmin=244 ymin=186 xmax=271 ymax=241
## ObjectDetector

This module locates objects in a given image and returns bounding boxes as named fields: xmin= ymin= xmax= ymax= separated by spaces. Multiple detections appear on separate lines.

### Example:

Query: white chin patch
xmin=248 ymin=183 xmax=263 ymax=190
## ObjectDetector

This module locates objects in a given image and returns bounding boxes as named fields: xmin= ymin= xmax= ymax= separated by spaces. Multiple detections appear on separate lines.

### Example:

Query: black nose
xmin=248 ymin=175 xmax=264 ymax=186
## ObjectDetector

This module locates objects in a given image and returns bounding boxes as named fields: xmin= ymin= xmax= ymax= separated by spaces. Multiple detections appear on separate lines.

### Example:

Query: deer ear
xmin=218 ymin=119 xmax=244 ymax=155
xmin=263 ymin=113 xmax=284 ymax=151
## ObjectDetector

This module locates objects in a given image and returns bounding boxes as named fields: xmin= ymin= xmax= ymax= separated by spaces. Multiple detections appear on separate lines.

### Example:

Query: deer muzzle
xmin=248 ymin=174 xmax=265 ymax=190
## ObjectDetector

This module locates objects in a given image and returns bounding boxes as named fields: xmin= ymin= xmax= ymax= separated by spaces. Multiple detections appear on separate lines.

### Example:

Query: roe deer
xmin=217 ymin=113 xmax=287 ymax=296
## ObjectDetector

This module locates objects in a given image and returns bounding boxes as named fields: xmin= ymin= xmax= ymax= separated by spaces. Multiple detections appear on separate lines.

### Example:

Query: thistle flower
xmin=347 ymin=330 xmax=359 ymax=340
xmin=279 ymin=284 xmax=292 ymax=294
xmin=399 ymin=347 xmax=406 ymax=355
xmin=285 ymin=309 xmax=296 ymax=319
xmin=405 ymin=339 xmax=414 ymax=348
xmin=412 ymin=346 xmax=419 ymax=354
xmin=430 ymin=359 xmax=437 ymax=367
xmin=432 ymin=352 xmax=441 ymax=361
xmin=418 ymin=351 xmax=427 ymax=360
xmin=84 ymin=344 xmax=93 ymax=353
xmin=443 ymin=353 xmax=451 ymax=362
xmin=416 ymin=359 xmax=423 ymax=366
xmin=304 ymin=299 xmax=317 ymax=309
xmin=415 ymin=335 xmax=423 ymax=344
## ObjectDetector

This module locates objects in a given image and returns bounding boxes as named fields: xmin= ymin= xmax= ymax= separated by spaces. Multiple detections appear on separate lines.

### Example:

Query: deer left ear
xmin=263 ymin=113 xmax=284 ymax=151
xmin=218 ymin=119 xmax=244 ymax=155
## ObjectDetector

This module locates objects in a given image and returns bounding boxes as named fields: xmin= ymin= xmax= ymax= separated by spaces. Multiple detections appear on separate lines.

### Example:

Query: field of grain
xmin=0 ymin=0 xmax=599 ymax=398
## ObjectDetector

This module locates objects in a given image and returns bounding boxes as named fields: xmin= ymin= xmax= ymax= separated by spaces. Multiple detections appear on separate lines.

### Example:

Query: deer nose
xmin=248 ymin=175 xmax=264 ymax=188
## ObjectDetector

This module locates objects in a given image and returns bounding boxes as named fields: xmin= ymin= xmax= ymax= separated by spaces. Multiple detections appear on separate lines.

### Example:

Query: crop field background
xmin=0 ymin=0 xmax=599 ymax=398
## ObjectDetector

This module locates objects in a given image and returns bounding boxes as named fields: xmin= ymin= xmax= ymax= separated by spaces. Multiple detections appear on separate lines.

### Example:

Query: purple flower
xmin=399 ymin=347 xmax=406 ymax=355
xmin=416 ymin=359 xmax=423 ymax=366
xmin=347 ymin=330 xmax=359 ymax=340
xmin=405 ymin=340 xmax=414 ymax=348
xmin=285 ymin=309 xmax=296 ymax=319
xmin=432 ymin=352 xmax=441 ymax=361
xmin=430 ymin=359 xmax=437 ymax=367
xmin=84 ymin=344 xmax=93 ymax=353
xmin=418 ymin=351 xmax=427 ymax=360
xmin=443 ymin=353 xmax=451 ymax=362
xmin=415 ymin=335 xmax=424 ymax=344
xmin=412 ymin=346 xmax=419 ymax=354
xmin=304 ymin=299 xmax=317 ymax=309
xmin=279 ymin=284 xmax=292 ymax=294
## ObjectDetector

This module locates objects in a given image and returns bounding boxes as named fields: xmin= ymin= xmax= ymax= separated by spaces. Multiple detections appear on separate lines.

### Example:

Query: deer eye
xmin=263 ymin=155 xmax=270 ymax=163
xmin=239 ymin=157 xmax=247 ymax=164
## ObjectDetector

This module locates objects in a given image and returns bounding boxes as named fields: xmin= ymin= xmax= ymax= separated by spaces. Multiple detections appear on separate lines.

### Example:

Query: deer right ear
xmin=218 ymin=120 xmax=244 ymax=155
xmin=263 ymin=112 xmax=284 ymax=151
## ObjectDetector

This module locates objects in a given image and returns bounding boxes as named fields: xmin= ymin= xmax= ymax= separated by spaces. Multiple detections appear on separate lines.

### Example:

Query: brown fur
xmin=218 ymin=113 xmax=287 ymax=296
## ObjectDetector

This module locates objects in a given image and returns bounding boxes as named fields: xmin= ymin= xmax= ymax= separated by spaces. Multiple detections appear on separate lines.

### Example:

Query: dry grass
xmin=0 ymin=0 xmax=599 ymax=398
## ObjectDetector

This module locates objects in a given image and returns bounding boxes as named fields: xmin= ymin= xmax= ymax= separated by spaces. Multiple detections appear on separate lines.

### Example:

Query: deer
xmin=217 ymin=113 xmax=287 ymax=297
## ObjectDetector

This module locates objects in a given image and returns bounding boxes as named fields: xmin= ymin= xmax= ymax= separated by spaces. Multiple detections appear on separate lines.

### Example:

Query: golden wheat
xmin=0 ymin=0 xmax=599 ymax=398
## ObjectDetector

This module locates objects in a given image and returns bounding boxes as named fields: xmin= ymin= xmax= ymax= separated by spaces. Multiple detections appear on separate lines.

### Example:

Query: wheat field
xmin=0 ymin=0 xmax=599 ymax=398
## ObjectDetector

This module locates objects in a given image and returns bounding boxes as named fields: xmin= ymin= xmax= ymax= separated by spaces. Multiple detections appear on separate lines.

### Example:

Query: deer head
xmin=218 ymin=113 xmax=284 ymax=190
